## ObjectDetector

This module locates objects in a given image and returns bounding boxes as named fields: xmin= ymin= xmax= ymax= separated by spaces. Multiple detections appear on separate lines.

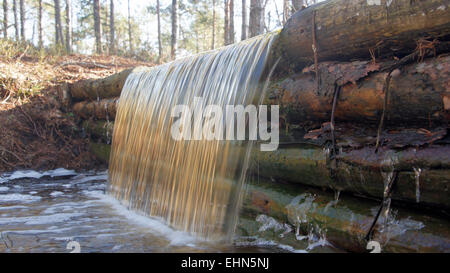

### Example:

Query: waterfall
xmin=108 ymin=33 xmax=277 ymax=241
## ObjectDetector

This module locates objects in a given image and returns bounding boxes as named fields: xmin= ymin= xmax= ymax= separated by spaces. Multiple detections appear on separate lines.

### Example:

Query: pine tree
xmin=94 ymin=0 xmax=102 ymax=53
xmin=241 ymin=0 xmax=247 ymax=40
xmin=171 ymin=0 xmax=177 ymax=59
xmin=109 ymin=0 xmax=115 ymax=54
xmin=65 ymin=0 xmax=72 ymax=52
xmin=3 ymin=0 xmax=8 ymax=39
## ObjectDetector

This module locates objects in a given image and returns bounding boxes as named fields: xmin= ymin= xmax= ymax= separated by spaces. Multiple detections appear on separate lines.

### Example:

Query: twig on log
xmin=312 ymin=10 xmax=319 ymax=91
xmin=330 ymin=84 xmax=341 ymax=159
xmin=375 ymin=71 xmax=393 ymax=153
xmin=365 ymin=171 xmax=398 ymax=241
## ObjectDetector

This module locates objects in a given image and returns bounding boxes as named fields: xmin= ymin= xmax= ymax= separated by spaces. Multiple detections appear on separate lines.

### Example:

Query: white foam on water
xmin=0 ymin=186 xmax=9 ymax=192
xmin=8 ymin=170 xmax=44 ymax=180
xmin=1 ymin=168 xmax=77 ymax=182
xmin=43 ymin=168 xmax=77 ymax=178
xmin=42 ymin=202 xmax=97 ymax=215
xmin=1 ymin=227 xmax=74 ymax=235
xmin=72 ymin=173 xmax=108 ymax=183
xmin=0 ymin=193 xmax=42 ymax=203
xmin=83 ymin=190 xmax=198 ymax=246
xmin=0 ymin=212 xmax=83 ymax=225
xmin=50 ymin=191 xmax=64 ymax=197
xmin=0 ymin=205 xmax=28 ymax=211
xmin=235 ymin=238 xmax=308 ymax=253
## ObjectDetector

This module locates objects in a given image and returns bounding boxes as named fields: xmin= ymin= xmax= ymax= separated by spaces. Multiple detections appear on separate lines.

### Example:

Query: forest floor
xmin=0 ymin=40 xmax=151 ymax=172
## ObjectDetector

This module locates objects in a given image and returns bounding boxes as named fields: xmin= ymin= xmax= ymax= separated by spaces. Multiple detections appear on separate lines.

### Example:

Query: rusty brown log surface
xmin=69 ymin=68 xmax=133 ymax=100
xmin=71 ymin=55 xmax=450 ymax=128
xmin=73 ymin=98 xmax=119 ymax=120
xmin=268 ymin=55 xmax=450 ymax=128
xmin=276 ymin=0 xmax=450 ymax=70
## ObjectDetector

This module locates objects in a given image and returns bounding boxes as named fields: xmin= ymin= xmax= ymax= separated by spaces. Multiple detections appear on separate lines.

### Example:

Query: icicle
xmin=413 ymin=167 xmax=422 ymax=203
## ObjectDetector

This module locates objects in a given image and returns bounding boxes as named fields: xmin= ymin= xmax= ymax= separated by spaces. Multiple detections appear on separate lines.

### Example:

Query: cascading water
xmin=108 ymin=33 xmax=277 ymax=241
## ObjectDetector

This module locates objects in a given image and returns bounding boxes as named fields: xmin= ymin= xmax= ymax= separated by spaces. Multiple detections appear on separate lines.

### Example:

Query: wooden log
xmin=69 ymin=55 xmax=450 ymax=129
xmin=268 ymin=55 xmax=450 ymax=128
xmin=90 ymin=132 xmax=450 ymax=209
xmin=73 ymin=98 xmax=119 ymax=120
xmin=240 ymin=177 xmax=450 ymax=253
xmin=250 ymin=144 xmax=450 ymax=209
xmin=69 ymin=68 xmax=133 ymax=101
xmin=81 ymin=120 xmax=114 ymax=144
xmin=276 ymin=0 xmax=450 ymax=70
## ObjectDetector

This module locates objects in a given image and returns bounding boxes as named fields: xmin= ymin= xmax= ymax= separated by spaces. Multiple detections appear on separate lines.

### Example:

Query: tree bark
xmin=65 ymin=0 xmax=72 ymax=53
xmin=73 ymin=98 xmax=119 ymax=120
xmin=250 ymin=144 xmax=450 ymax=209
xmin=109 ymin=0 xmax=115 ymax=54
xmin=229 ymin=0 xmax=234 ymax=44
xmin=171 ymin=0 xmax=177 ymax=59
xmin=224 ymin=0 xmax=229 ymax=45
xmin=127 ymin=0 xmax=132 ymax=53
xmin=291 ymin=0 xmax=303 ymax=11
xmin=19 ymin=0 xmax=24 ymax=41
xmin=268 ymin=55 xmax=450 ymax=128
xmin=156 ymin=0 xmax=162 ymax=62
xmin=94 ymin=0 xmax=102 ymax=54
xmin=13 ymin=0 xmax=19 ymax=41
xmin=69 ymin=68 xmax=135 ymax=101
xmin=211 ymin=0 xmax=216 ymax=49
xmin=249 ymin=0 xmax=263 ymax=38
xmin=3 ymin=0 xmax=8 ymax=39
xmin=54 ymin=0 xmax=64 ymax=46
xmin=241 ymin=0 xmax=247 ymax=41
xmin=37 ymin=0 xmax=42 ymax=48
xmin=70 ymin=55 xmax=450 ymax=128
xmin=277 ymin=0 xmax=450 ymax=70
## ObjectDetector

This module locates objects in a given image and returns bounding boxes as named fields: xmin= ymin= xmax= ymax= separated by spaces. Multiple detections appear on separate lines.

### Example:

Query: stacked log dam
xmin=63 ymin=0 xmax=450 ymax=252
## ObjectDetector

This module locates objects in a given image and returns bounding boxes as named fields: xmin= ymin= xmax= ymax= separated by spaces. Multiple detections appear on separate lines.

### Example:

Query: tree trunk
xmin=291 ymin=0 xmax=303 ymax=12
xmin=127 ymin=0 xmax=132 ymax=53
xmin=250 ymin=143 xmax=450 ymax=209
xmin=211 ymin=0 xmax=215 ymax=49
xmin=282 ymin=0 xmax=288 ymax=24
xmin=37 ymin=0 xmax=42 ymax=48
xmin=171 ymin=0 xmax=177 ymax=60
xmin=249 ymin=0 xmax=263 ymax=38
xmin=157 ymin=0 xmax=162 ymax=62
xmin=69 ymin=68 xmax=135 ymax=101
xmin=110 ymin=0 xmax=115 ymax=54
xmin=68 ymin=54 xmax=450 ymax=126
xmin=19 ymin=0 xmax=24 ymax=41
xmin=3 ymin=0 xmax=7 ymax=39
xmin=268 ymin=55 xmax=450 ymax=128
xmin=224 ymin=0 xmax=229 ymax=45
xmin=73 ymin=98 xmax=119 ymax=120
xmin=94 ymin=0 xmax=102 ymax=54
xmin=241 ymin=0 xmax=246 ymax=41
xmin=229 ymin=0 xmax=234 ymax=44
xmin=278 ymin=0 xmax=450 ymax=70
xmin=13 ymin=0 xmax=19 ymax=41
xmin=65 ymin=0 xmax=72 ymax=53
xmin=54 ymin=0 xmax=64 ymax=46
